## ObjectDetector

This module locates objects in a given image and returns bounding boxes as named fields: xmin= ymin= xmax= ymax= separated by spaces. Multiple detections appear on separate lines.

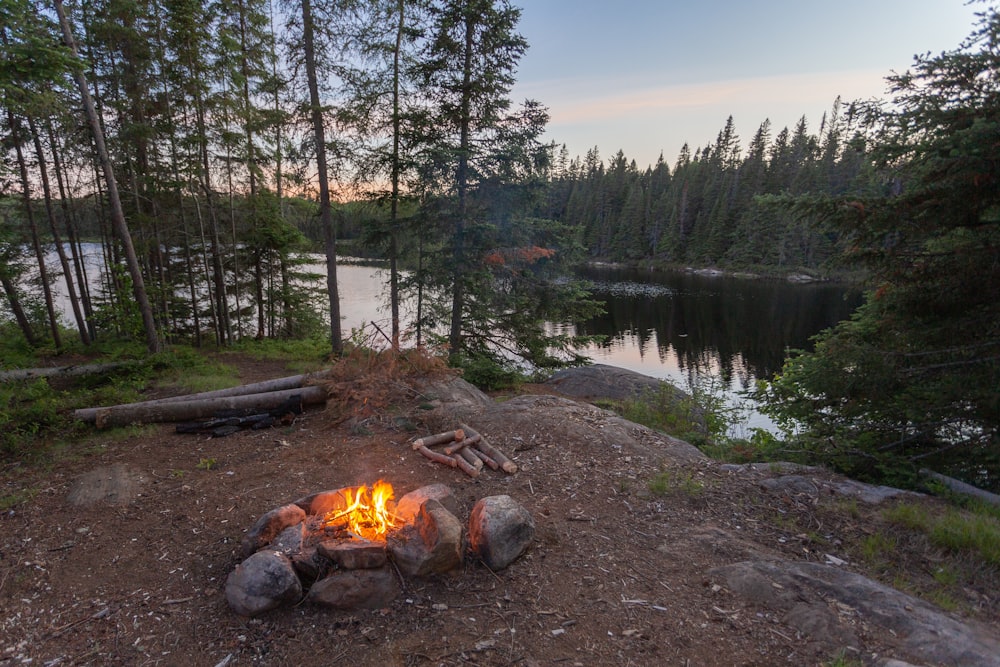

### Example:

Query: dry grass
xmin=319 ymin=342 xmax=457 ymax=425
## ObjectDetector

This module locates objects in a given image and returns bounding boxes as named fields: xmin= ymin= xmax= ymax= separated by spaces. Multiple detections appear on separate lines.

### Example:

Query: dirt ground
xmin=1 ymin=356 xmax=998 ymax=666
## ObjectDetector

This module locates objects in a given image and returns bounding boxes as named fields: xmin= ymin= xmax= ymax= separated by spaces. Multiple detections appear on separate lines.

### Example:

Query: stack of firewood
xmin=411 ymin=423 xmax=517 ymax=478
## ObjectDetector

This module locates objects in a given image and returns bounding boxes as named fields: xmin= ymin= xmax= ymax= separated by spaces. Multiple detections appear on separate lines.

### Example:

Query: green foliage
xmin=756 ymin=8 xmax=1000 ymax=490
xmin=610 ymin=383 xmax=710 ymax=445
xmin=452 ymin=353 xmax=526 ymax=391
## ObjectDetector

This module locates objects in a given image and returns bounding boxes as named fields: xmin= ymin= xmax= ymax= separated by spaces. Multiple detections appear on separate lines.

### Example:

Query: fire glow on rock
xmin=322 ymin=480 xmax=398 ymax=542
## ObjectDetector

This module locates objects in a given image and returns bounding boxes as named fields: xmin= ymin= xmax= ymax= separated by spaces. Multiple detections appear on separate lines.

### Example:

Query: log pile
xmin=73 ymin=371 xmax=330 ymax=431
xmin=411 ymin=423 xmax=518 ymax=478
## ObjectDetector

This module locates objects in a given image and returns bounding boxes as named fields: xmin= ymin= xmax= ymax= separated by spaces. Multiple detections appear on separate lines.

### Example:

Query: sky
xmin=509 ymin=0 xmax=984 ymax=170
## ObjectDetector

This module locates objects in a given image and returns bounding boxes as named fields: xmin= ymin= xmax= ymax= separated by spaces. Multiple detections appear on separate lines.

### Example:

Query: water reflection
xmin=574 ymin=266 xmax=862 ymax=431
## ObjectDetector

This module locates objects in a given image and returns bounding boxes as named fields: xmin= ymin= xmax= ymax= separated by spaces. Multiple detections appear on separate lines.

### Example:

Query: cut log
xmin=411 ymin=430 xmax=463 ymax=450
xmin=72 ymin=371 xmax=330 ymax=423
xmin=149 ymin=370 xmax=330 ymax=405
xmin=443 ymin=434 xmax=480 ymax=456
xmin=416 ymin=445 xmax=457 ymax=468
xmin=468 ymin=447 xmax=499 ymax=471
xmin=0 ymin=361 xmax=136 ymax=383
xmin=76 ymin=386 xmax=328 ymax=429
xmin=457 ymin=446 xmax=483 ymax=471
xmin=452 ymin=453 xmax=480 ymax=478
xmin=460 ymin=423 xmax=518 ymax=474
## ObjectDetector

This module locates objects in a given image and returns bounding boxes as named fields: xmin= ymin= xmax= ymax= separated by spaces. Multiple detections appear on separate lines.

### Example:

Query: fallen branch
xmin=73 ymin=371 xmax=330 ymax=423
xmin=76 ymin=386 xmax=328 ymax=429
xmin=921 ymin=469 xmax=1000 ymax=507
xmin=0 ymin=361 xmax=136 ymax=383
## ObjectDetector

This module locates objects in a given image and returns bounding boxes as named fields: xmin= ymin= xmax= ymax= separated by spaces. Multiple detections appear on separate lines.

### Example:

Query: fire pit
xmin=225 ymin=482 xmax=535 ymax=616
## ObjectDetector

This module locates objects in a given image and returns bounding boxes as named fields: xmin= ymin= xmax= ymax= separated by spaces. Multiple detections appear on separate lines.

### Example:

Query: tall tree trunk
xmin=193 ymin=87 xmax=231 ymax=346
xmin=388 ymin=0 xmax=404 ymax=350
xmin=0 ymin=274 xmax=36 ymax=345
xmin=28 ymin=115 xmax=91 ymax=345
xmin=8 ymin=107 xmax=62 ymax=349
xmin=54 ymin=0 xmax=161 ymax=354
xmin=448 ymin=11 xmax=475 ymax=359
xmin=46 ymin=119 xmax=96 ymax=341
xmin=300 ymin=0 xmax=341 ymax=354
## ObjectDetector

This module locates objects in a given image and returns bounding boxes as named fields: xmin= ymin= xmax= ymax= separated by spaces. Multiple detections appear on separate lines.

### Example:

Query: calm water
xmin=48 ymin=247 xmax=861 ymax=433
xmin=572 ymin=265 xmax=862 ymax=433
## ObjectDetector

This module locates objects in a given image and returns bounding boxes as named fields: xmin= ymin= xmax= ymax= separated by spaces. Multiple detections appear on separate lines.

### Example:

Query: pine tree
xmin=759 ymin=6 xmax=1000 ymax=489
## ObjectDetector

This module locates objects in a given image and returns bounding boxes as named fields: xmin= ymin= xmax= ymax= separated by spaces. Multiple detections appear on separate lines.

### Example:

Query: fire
xmin=322 ymin=480 xmax=398 ymax=541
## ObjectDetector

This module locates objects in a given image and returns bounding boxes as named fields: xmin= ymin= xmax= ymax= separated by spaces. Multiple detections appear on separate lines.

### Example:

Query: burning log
xmin=460 ymin=423 xmax=518 ymax=474
xmin=416 ymin=445 xmax=457 ymax=468
xmin=411 ymin=430 xmax=463 ymax=450
xmin=443 ymin=434 xmax=481 ymax=456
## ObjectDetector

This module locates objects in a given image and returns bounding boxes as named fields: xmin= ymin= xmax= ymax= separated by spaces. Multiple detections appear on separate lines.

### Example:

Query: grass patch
xmin=228 ymin=336 xmax=331 ymax=372
xmin=885 ymin=502 xmax=1000 ymax=567
xmin=648 ymin=468 xmax=705 ymax=497
xmin=152 ymin=347 xmax=240 ymax=394
xmin=860 ymin=533 xmax=898 ymax=564
xmin=609 ymin=384 xmax=710 ymax=445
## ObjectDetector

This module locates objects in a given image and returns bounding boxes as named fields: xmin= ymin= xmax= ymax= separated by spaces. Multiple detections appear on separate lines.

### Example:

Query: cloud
xmin=518 ymin=70 xmax=892 ymax=127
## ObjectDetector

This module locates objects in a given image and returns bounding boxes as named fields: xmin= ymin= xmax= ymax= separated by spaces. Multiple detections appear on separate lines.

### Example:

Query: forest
xmin=0 ymin=0 xmax=869 ymax=357
xmin=1 ymin=0 xmax=998 ymax=489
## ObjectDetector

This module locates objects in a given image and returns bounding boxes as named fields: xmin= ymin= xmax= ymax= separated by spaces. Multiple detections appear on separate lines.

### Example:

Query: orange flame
xmin=323 ymin=480 xmax=398 ymax=541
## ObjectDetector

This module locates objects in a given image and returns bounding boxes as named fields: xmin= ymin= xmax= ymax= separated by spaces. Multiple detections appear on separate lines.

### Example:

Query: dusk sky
xmin=509 ymin=0 xmax=982 ymax=169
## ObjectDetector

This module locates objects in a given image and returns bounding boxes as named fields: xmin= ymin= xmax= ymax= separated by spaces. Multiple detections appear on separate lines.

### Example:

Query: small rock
xmin=468 ymin=495 xmax=534 ymax=570
xmin=307 ymin=567 xmax=400 ymax=610
xmin=225 ymin=551 xmax=302 ymax=616
xmin=318 ymin=539 xmax=387 ymax=570
xmin=387 ymin=500 xmax=463 ymax=576
xmin=240 ymin=504 xmax=306 ymax=559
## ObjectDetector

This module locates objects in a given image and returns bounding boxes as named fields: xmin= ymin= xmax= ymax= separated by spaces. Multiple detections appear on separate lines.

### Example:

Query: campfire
xmin=226 ymin=478 xmax=537 ymax=617
xmin=321 ymin=480 xmax=398 ymax=542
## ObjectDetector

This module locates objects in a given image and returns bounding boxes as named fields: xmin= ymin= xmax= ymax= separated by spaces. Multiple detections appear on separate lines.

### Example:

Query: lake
xmin=325 ymin=261 xmax=862 ymax=434
xmin=47 ymin=246 xmax=862 ymax=434
xmin=571 ymin=265 xmax=862 ymax=433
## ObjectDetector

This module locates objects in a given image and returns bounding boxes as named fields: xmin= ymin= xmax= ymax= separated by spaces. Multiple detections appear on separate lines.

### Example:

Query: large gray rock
xmin=468 ymin=495 xmax=534 ymax=570
xmin=307 ymin=567 xmax=400 ymax=610
xmin=225 ymin=550 xmax=303 ymax=616
xmin=463 ymin=394 xmax=706 ymax=464
xmin=240 ymin=503 xmax=307 ymax=559
xmin=711 ymin=560 xmax=1000 ymax=667
xmin=387 ymin=499 xmax=463 ymax=576
xmin=544 ymin=364 xmax=673 ymax=402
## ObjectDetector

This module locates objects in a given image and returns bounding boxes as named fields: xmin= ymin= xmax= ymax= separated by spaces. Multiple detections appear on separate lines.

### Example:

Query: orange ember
xmin=322 ymin=480 xmax=398 ymax=541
